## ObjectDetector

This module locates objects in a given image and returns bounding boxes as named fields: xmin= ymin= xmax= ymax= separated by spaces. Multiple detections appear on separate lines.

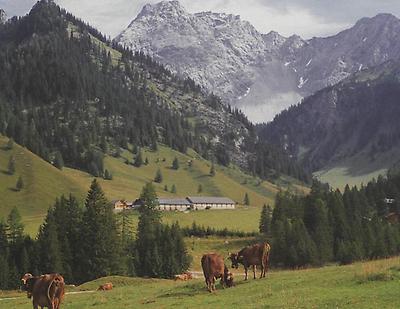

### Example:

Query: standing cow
xmin=21 ymin=273 xmax=65 ymax=309
xmin=201 ymin=253 xmax=234 ymax=292
xmin=229 ymin=242 xmax=271 ymax=280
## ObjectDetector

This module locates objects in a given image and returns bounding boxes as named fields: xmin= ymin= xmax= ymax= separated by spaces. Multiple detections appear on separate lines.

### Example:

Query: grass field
xmin=3 ymin=257 xmax=400 ymax=308
xmin=0 ymin=135 xmax=306 ymax=236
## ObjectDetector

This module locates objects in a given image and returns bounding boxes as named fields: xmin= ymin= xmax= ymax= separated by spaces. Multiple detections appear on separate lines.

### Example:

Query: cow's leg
xmin=253 ymin=265 xmax=256 ymax=279
xmin=33 ymin=300 xmax=38 ymax=309
xmin=212 ymin=278 xmax=216 ymax=292
xmin=206 ymin=279 xmax=211 ymax=292
xmin=260 ymin=263 xmax=264 ymax=279
xmin=244 ymin=265 xmax=248 ymax=280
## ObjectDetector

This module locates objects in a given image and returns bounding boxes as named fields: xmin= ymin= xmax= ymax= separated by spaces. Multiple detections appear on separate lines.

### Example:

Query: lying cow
xmin=21 ymin=273 xmax=65 ymax=309
xmin=174 ymin=272 xmax=193 ymax=281
xmin=201 ymin=253 xmax=234 ymax=292
xmin=97 ymin=283 xmax=113 ymax=291
xmin=229 ymin=242 xmax=271 ymax=280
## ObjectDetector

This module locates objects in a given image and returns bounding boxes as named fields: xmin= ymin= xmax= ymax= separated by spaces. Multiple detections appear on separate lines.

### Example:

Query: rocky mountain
xmin=115 ymin=1 xmax=400 ymax=123
xmin=259 ymin=60 xmax=400 ymax=176
xmin=0 ymin=9 xmax=6 ymax=24
xmin=0 ymin=0 xmax=308 ymax=182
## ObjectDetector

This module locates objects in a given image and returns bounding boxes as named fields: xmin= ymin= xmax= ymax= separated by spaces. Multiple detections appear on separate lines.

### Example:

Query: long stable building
xmin=127 ymin=196 xmax=236 ymax=212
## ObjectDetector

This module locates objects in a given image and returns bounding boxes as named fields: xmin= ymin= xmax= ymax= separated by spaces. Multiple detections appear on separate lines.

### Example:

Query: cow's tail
xmin=47 ymin=276 xmax=57 ymax=304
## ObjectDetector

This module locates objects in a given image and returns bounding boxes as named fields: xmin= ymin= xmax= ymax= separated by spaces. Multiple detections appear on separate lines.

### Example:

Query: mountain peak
xmin=136 ymin=1 xmax=187 ymax=19
xmin=355 ymin=13 xmax=399 ymax=27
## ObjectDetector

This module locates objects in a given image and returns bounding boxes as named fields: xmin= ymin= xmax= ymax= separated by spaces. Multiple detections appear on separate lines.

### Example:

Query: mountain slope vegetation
xmin=0 ymin=0 xmax=308 ymax=183
xmin=260 ymin=60 xmax=400 ymax=184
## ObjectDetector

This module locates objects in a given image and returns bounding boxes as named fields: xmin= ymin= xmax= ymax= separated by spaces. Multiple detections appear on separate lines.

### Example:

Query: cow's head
xmin=223 ymin=266 xmax=234 ymax=287
xmin=20 ymin=273 xmax=34 ymax=298
xmin=228 ymin=253 xmax=240 ymax=269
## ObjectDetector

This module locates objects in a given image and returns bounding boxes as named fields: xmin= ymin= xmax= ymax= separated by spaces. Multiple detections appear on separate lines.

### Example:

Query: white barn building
xmin=187 ymin=197 xmax=236 ymax=210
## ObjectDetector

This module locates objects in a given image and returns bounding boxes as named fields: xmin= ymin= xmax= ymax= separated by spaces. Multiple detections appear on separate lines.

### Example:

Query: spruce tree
xmin=16 ymin=176 xmax=24 ymax=191
xmin=172 ymin=157 xmax=179 ymax=170
xmin=259 ymin=204 xmax=272 ymax=234
xmin=7 ymin=138 xmax=14 ymax=150
xmin=164 ymin=185 xmax=168 ymax=192
xmin=54 ymin=151 xmax=64 ymax=170
xmin=78 ymin=179 xmax=122 ymax=282
xmin=6 ymin=207 xmax=24 ymax=244
xmin=135 ymin=183 xmax=162 ymax=277
xmin=209 ymin=162 xmax=216 ymax=176
xmin=154 ymin=168 xmax=163 ymax=183
xmin=7 ymin=155 xmax=15 ymax=175
xmin=244 ymin=193 xmax=250 ymax=206
xmin=171 ymin=184 xmax=177 ymax=194
xmin=197 ymin=184 xmax=203 ymax=193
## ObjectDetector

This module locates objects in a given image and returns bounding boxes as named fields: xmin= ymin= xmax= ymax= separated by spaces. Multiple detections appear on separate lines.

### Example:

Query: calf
xmin=97 ymin=283 xmax=113 ymax=291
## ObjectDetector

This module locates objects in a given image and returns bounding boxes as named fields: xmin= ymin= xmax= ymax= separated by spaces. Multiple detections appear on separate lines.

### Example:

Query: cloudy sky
xmin=1 ymin=0 xmax=400 ymax=38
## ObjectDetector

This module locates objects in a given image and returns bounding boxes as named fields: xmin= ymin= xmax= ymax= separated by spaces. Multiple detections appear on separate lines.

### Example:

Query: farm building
xmin=112 ymin=200 xmax=133 ymax=212
xmin=129 ymin=196 xmax=236 ymax=211
xmin=187 ymin=197 xmax=236 ymax=210
xmin=158 ymin=198 xmax=192 ymax=211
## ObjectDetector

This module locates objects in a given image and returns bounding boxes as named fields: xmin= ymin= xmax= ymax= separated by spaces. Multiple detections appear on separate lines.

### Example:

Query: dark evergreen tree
xmin=209 ymin=162 xmax=216 ymax=177
xmin=7 ymin=156 xmax=15 ymax=175
xmin=134 ymin=150 xmax=143 ymax=167
xmin=171 ymin=184 xmax=177 ymax=194
xmin=78 ymin=179 xmax=122 ymax=283
xmin=6 ymin=207 xmax=24 ymax=244
xmin=16 ymin=176 xmax=24 ymax=191
xmin=259 ymin=204 xmax=272 ymax=234
xmin=197 ymin=184 xmax=203 ymax=193
xmin=172 ymin=157 xmax=179 ymax=170
xmin=154 ymin=168 xmax=163 ymax=183
xmin=54 ymin=151 xmax=64 ymax=170
xmin=244 ymin=193 xmax=250 ymax=206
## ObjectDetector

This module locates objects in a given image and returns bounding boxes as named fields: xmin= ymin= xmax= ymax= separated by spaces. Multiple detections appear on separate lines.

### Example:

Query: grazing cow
xmin=174 ymin=272 xmax=193 ymax=281
xmin=229 ymin=242 xmax=271 ymax=280
xmin=21 ymin=273 xmax=65 ymax=309
xmin=201 ymin=253 xmax=234 ymax=292
xmin=97 ymin=283 xmax=113 ymax=291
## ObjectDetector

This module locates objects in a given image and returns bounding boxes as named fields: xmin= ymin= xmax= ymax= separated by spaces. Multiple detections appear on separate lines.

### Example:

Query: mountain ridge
xmin=115 ymin=1 xmax=400 ymax=123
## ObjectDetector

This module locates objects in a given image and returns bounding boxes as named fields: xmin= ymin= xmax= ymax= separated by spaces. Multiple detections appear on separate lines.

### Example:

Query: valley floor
xmin=3 ymin=257 xmax=400 ymax=308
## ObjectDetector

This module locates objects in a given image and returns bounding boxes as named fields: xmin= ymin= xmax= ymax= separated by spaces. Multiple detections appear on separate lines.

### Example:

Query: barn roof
xmin=187 ymin=197 xmax=235 ymax=204
xmin=158 ymin=198 xmax=191 ymax=206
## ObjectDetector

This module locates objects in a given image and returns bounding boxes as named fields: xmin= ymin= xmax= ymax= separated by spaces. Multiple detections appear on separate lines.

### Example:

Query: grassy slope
xmin=4 ymin=257 xmax=400 ymax=308
xmin=0 ymin=135 xmax=305 ymax=236
xmin=0 ymin=136 xmax=86 ymax=235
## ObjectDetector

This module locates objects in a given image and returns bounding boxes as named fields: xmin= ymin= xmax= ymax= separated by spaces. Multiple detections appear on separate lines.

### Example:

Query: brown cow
xmin=229 ymin=242 xmax=271 ymax=280
xmin=21 ymin=273 xmax=65 ymax=309
xmin=97 ymin=283 xmax=113 ymax=291
xmin=174 ymin=272 xmax=193 ymax=281
xmin=201 ymin=253 xmax=234 ymax=292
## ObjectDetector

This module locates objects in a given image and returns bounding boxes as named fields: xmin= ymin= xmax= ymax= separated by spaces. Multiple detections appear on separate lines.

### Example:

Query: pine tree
xmin=135 ymin=183 xmax=162 ymax=277
xmin=164 ymin=185 xmax=168 ymax=192
xmin=36 ymin=209 xmax=64 ymax=274
xmin=171 ymin=184 xmax=177 ymax=194
xmin=154 ymin=168 xmax=163 ymax=183
xmin=209 ymin=162 xmax=216 ymax=176
xmin=259 ymin=204 xmax=272 ymax=234
xmin=7 ymin=155 xmax=15 ymax=175
xmin=244 ymin=193 xmax=250 ymax=206
xmin=197 ymin=184 xmax=203 ymax=193
xmin=54 ymin=151 xmax=64 ymax=170
xmin=104 ymin=169 xmax=112 ymax=180
xmin=172 ymin=157 xmax=179 ymax=170
xmin=6 ymin=207 xmax=24 ymax=244
xmin=16 ymin=176 xmax=24 ymax=191
xmin=145 ymin=157 xmax=149 ymax=165
xmin=78 ymin=179 xmax=122 ymax=283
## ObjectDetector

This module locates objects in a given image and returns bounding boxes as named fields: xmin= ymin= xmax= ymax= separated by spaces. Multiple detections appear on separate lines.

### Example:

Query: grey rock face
xmin=0 ymin=9 xmax=6 ymax=24
xmin=115 ymin=2 xmax=400 ymax=123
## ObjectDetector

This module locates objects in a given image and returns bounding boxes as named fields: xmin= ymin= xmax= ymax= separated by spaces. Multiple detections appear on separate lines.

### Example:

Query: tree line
xmin=0 ymin=181 xmax=191 ymax=289
xmin=263 ymin=172 xmax=400 ymax=268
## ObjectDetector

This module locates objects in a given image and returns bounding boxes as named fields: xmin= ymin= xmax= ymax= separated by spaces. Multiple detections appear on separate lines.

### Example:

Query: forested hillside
xmin=260 ymin=60 xmax=400 ymax=176
xmin=0 ymin=0 xmax=308 ymax=182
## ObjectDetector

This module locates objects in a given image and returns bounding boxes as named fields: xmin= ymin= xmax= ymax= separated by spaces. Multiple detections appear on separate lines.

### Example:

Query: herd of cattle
xmin=19 ymin=242 xmax=271 ymax=307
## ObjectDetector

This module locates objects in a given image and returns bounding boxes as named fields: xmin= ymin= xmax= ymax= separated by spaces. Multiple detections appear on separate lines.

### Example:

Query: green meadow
xmin=3 ymin=257 xmax=400 ymax=308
